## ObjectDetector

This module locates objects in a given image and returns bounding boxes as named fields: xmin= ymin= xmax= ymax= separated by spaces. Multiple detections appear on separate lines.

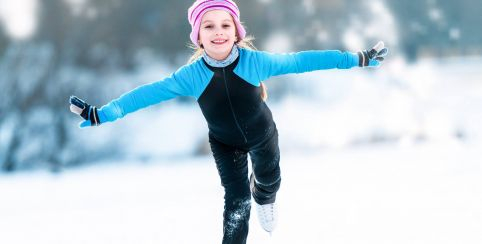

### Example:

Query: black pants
xmin=209 ymin=128 xmax=281 ymax=244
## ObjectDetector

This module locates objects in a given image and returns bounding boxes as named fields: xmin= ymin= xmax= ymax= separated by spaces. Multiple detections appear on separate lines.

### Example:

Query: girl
xmin=69 ymin=0 xmax=388 ymax=243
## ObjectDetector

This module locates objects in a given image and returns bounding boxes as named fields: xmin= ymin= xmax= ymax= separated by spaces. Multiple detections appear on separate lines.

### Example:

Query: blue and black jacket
xmin=96 ymin=48 xmax=360 ymax=146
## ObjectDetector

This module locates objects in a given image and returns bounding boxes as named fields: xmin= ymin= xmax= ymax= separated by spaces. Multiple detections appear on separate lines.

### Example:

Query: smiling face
xmin=198 ymin=10 xmax=237 ymax=61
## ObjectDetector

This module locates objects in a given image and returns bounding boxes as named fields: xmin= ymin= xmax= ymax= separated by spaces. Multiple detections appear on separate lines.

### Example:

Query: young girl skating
xmin=69 ymin=0 xmax=388 ymax=243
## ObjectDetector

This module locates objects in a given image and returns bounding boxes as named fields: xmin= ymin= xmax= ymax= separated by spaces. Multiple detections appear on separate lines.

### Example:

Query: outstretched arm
xmin=69 ymin=67 xmax=195 ymax=128
xmin=257 ymin=41 xmax=388 ymax=78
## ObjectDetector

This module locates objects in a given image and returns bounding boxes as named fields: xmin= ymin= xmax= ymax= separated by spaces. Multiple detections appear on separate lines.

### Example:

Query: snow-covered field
xmin=1 ymin=141 xmax=481 ymax=244
xmin=1 ymin=57 xmax=481 ymax=243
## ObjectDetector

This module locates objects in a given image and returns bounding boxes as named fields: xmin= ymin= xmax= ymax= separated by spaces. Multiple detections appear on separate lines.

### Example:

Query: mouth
xmin=211 ymin=39 xmax=228 ymax=45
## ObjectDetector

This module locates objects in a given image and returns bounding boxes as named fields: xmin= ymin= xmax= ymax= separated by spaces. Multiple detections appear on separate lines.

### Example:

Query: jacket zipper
xmin=223 ymin=68 xmax=248 ymax=144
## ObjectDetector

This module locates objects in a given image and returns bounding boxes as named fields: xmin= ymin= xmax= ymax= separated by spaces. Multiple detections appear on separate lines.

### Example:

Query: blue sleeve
xmin=96 ymin=65 xmax=196 ymax=123
xmin=257 ymin=50 xmax=359 ymax=79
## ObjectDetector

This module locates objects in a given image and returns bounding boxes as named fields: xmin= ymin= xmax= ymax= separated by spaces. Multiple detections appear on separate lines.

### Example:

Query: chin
xmin=212 ymin=43 xmax=233 ymax=50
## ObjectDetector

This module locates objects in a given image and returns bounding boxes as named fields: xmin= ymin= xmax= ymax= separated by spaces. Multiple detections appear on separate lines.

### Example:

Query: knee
xmin=226 ymin=198 xmax=251 ymax=214
xmin=223 ymin=178 xmax=251 ymax=201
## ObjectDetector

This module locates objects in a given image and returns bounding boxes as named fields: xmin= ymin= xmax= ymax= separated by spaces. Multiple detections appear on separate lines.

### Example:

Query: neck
xmin=203 ymin=45 xmax=239 ymax=68
xmin=207 ymin=52 xmax=230 ymax=61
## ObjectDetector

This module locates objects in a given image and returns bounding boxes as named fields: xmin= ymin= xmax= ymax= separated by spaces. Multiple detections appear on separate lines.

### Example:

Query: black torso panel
xmin=197 ymin=58 xmax=275 ymax=147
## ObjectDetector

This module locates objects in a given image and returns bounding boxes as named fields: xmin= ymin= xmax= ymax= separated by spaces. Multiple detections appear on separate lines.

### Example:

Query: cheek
xmin=229 ymin=27 xmax=236 ymax=36
xmin=198 ymin=30 xmax=207 ymax=40
xmin=198 ymin=32 xmax=210 ymax=44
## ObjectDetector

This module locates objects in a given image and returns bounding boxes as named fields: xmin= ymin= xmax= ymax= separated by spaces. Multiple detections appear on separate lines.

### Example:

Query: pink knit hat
xmin=188 ymin=0 xmax=246 ymax=47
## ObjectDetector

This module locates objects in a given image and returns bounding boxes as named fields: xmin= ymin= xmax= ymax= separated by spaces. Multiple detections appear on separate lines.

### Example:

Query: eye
xmin=204 ymin=25 xmax=213 ymax=29
xmin=222 ymin=24 xmax=231 ymax=28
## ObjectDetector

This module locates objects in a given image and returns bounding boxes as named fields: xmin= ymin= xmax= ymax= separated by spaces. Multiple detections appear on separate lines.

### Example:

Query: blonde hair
xmin=187 ymin=36 xmax=268 ymax=101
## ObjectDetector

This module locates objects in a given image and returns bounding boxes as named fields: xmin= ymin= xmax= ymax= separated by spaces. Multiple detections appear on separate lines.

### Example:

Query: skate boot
xmin=250 ymin=173 xmax=278 ymax=233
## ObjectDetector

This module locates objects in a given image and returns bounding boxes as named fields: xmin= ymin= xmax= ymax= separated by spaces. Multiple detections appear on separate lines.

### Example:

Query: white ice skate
xmin=250 ymin=173 xmax=278 ymax=233
xmin=254 ymin=201 xmax=277 ymax=233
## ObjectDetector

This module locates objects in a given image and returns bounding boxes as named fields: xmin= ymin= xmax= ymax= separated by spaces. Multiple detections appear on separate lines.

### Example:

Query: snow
xmin=0 ymin=141 xmax=480 ymax=244
xmin=1 ymin=56 xmax=482 ymax=243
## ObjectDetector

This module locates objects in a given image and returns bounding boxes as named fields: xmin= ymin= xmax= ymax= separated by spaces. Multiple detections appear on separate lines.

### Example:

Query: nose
xmin=214 ymin=27 xmax=224 ymax=36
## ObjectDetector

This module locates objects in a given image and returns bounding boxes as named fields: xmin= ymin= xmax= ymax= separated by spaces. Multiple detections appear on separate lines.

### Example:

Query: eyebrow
xmin=202 ymin=19 xmax=233 ymax=24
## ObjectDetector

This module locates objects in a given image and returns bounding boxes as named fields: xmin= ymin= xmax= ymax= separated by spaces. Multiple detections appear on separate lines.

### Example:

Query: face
xmin=198 ymin=10 xmax=237 ymax=61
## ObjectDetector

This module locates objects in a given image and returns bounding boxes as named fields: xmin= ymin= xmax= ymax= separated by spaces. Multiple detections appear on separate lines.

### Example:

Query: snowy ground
xmin=0 ymin=140 xmax=481 ymax=244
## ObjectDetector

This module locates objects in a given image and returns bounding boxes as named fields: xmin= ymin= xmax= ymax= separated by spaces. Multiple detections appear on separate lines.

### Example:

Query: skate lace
xmin=261 ymin=204 xmax=274 ymax=221
xmin=258 ymin=203 xmax=276 ymax=223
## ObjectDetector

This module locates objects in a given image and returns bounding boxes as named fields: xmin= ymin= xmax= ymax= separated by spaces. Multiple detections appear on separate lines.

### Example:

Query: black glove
xmin=357 ymin=41 xmax=388 ymax=67
xmin=69 ymin=96 xmax=101 ymax=127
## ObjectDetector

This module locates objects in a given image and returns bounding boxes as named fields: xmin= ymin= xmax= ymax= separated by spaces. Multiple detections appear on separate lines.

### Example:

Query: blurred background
xmin=1 ymin=0 xmax=481 ymax=172
xmin=1 ymin=0 xmax=481 ymax=243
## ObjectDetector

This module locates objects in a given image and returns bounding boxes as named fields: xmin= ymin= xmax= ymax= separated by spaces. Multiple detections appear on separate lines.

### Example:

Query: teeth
xmin=212 ymin=40 xmax=226 ymax=44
